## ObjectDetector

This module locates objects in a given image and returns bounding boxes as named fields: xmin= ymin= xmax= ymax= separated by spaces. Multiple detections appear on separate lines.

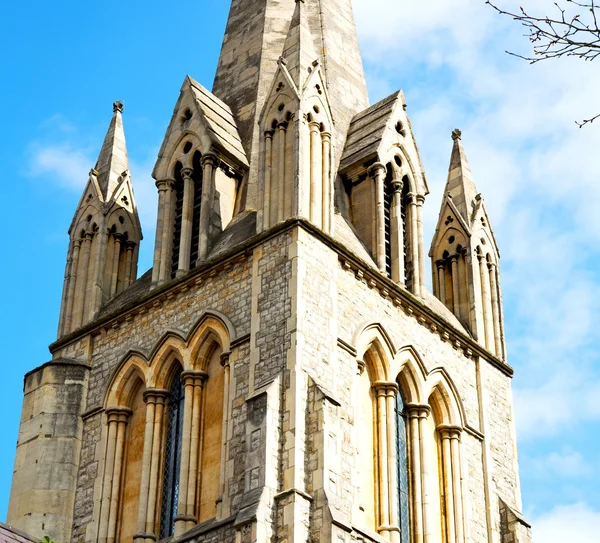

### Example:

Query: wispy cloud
xmin=532 ymin=503 xmax=600 ymax=543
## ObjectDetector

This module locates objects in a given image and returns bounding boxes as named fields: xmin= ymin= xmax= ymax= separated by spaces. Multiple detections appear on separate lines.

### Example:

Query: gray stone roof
xmin=186 ymin=77 xmax=249 ymax=168
xmin=339 ymin=91 xmax=402 ymax=172
xmin=0 ymin=523 xmax=37 ymax=543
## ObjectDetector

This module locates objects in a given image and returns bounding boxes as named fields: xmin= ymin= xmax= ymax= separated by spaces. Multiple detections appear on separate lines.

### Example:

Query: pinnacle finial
xmin=452 ymin=128 xmax=462 ymax=141
xmin=113 ymin=101 xmax=124 ymax=113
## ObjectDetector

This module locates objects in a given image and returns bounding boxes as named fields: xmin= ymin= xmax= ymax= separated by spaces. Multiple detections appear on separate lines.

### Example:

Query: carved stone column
xmin=416 ymin=195 xmax=426 ymax=292
xmin=152 ymin=179 xmax=170 ymax=283
xmin=450 ymin=254 xmax=460 ymax=316
xmin=309 ymin=121 xmax=321 ymax=227
xmin=177 ymin=168 xmax=195 ymax=276
xmin=406 ymin=404 xmax=431 ymax=543
xmin=217 ymin=352 xmax=231 ymax=517
xmin=277 ymin=121 xmax=288 ymax=223
xmin=478 ymin=254 xmax=494 ymax=353
xmin=174 ymin=370 xmax=207 ymax=536
xmin=373 ymin=382 xmax=390 ymax=538
xmin=370 ymin=163 xmax=387 ymax=273
xmin=158 ymin=179 xmax=175 ymax=284
xmin=73 ymin=231 xmax=94 ymax=329
xmin=488 ymin=262 xmax=503 ymax=358
xmin=321 ymin=131 xmax=332 ymax=234
xmin=198 ymin=154 xmax=218 ymax=262
xmin=408 ymin=194 xmax=421 ymax=296
xmin=144 ymin=390 xmax=168 ymax=543
xmin=110 ymin=233 xmax=123 ymax=297
xmin=98 ymin=407 xmax=132 ymax=543
xmin=391 ymin=179 xmax=405 ymax=284
xmin=263 ymin=130 xmax=274 ymax=230
xmin=436 ymin=259 xmax=446 ymax=307
xmin=124 ymin=241 xmax=136 ymax=287
xmin=439 ymin=426 xmax=464 ymax=543
xmin=64 ymin=239 xmax=82 ymax=334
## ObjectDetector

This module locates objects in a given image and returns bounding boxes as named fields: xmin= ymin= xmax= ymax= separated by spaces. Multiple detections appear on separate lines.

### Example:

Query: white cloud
xmin=524 ymin=449 xmax=593 ymax=479
xmin=29 ymin=142 xmax=94 ymax=190
xmin=532 ymin=503 xmax=600 ymax=543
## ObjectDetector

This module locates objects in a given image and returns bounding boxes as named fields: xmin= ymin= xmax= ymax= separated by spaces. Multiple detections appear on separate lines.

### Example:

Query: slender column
xmin=277 ymin=122 xmax=288 ymax=223
xmin=174 ymin=371 xmax=199 ymax=536
xmin=263 ymin=130 xmax=274 ymax=230
xmin=408 ymin=195 xmax=421 ymax=296
xmin=177 ymin=168 xmax=195 ymax=276
xmin=124 ymin=241 xmax=136 ymax=287
xmin=309 ymin=121 xmax=321 ymax=226
xmin=416 ymin=195 xmax=426 ymax=292
xmin=145 ymin=390 xmax=168 ymax=542
xmin=374 ymin=384 xmax=390 ymax=538
xmin=450 ymin=429 xmax=465 ymax=543
xmin=98 ymin=408 xmax=121 ymax=543
xmin=58 ymin=245 xmax=74 ymax=335
xmin=64 ymin=239 xmax=82 ymax=334
xmin=107 ymin=409 xmax=132 ymax=543
xmin=158 ymin=179 xmax=175 ymax=283
xmin=321 ymin=131 xmax=332 ymax=234
xmin=186 ymin=373 xmax=207 ymax=529
xmin=436 ymin=260 xmax=446 ymax=307
xmin=385 ymin=385 xmax=401 ymax=543
xmin=478 ymin=255 xmax=494 ymax=353
xmin=488 ymin=263 xmax=503 ymax=358
xmin=370 ymin=163 xmax=387 ymax=273
xmin=450 ymin=254 xmax=460 ymax=316
xmin=391 ymin=179 xmax=405 ymax=284
xmin=73 ymin=232 xmax=93 ymax=329
xmin=90 ymin=226 xmax=109 ymax=317
xmin=218 ymin=353 xmax=231 ymax=517
xmin=439 ymin=428 xmax=456 ymax=543
xmin=417 ymin=407 xmax=431 ymax=543
xmin=134 ymin=395 xmax=157 ymax=543
xmin=198 ymin=154 xmax=218 ymax=262
xmin=110 ymin=234 xmax=123 ymax=297
xmin=152 ymin=180 xmax=169 ymax=283
xmin=406 ymin=406 xmax=424 ymax=543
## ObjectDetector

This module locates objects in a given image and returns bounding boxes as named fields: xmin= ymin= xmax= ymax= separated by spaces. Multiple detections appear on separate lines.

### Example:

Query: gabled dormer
xmin=58 ymin=102 xmax=142 ymax=337
xmin=151 ymin=77 xmax=249 ymax=285
xmin=430 ymin=130 xmax=505 ymax=359
xmin=339 ymin=91 xmax=429 ymax=296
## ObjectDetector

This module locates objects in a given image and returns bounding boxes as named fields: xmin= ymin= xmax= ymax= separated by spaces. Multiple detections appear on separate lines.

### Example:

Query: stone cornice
xmin=49 ymin=217 xmax=513 ymax=378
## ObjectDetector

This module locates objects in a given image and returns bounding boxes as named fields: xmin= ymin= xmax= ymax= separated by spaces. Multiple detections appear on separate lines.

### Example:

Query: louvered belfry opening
xmin=189 ymin=151 xmax=204 ymax=268
xmin=171 ymin=163 xmax=185 ymax=279
xmin=383 ymin=166 xmax=394 ymax=278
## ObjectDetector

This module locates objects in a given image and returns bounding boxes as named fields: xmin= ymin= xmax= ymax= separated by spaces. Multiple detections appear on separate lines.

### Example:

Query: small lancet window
xmin=395 ymin=390 xmax=411 ymax=543
xmin=159 ymin=366 xmax=185 ymax=539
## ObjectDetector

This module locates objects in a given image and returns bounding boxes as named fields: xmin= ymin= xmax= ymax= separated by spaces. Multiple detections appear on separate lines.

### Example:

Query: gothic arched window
xmin=395 ymin=390 xmax=411 ymax=543
xmin=170 ymin=163 xmax=185 ymax=278
xmin=160 ymin=367 xmax=185 ymax=539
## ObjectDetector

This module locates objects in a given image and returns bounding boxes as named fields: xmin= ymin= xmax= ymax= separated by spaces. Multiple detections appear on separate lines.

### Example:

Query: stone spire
xmin=444 ymin=129 xmax=479 ymax=224
xmin=212 ymin=0 xmax=369 ymax=203
xmin=94 ymin=101 xmax=129 ymax=200
xmin=281 ymin=0 xmax=322 ymax=86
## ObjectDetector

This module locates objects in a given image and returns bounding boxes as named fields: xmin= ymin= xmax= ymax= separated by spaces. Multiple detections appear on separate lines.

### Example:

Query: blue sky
xmin=1 ymin=0 xmax=599 ymax=540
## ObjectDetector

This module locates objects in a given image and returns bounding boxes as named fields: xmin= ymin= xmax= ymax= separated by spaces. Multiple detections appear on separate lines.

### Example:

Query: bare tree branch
xmin=487 ymin=0 xmax=599 ymax=127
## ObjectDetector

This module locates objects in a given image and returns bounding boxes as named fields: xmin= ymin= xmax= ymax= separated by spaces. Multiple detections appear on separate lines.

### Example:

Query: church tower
xmin=8 ymin=2 xmax=530 ymax=543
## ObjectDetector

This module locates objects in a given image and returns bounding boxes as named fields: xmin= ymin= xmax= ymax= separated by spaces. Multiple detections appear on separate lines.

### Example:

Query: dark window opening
xmin=160 ymin=366 xmax=184 ymax=539
xmin=189 ymin=152 xmax=204 ymax=268
xmin=395 ymin=390 xmax=411 ymax=543
xmin=170 ymin=163 xmax=184 ymax=279
xmin=383 ymin=166 xmax=394 ymax=278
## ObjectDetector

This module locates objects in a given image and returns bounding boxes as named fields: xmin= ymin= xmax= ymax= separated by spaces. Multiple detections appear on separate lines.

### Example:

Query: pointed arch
xmin=390 ymin=345 xmax=427 ymax=405
xmin=105 ymin=352 xmax=149 ymax=408
xmin=426 ymin=368 xmax=466 ymax=427
xmin=150 ymin=332 xmax=188 ymax=389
